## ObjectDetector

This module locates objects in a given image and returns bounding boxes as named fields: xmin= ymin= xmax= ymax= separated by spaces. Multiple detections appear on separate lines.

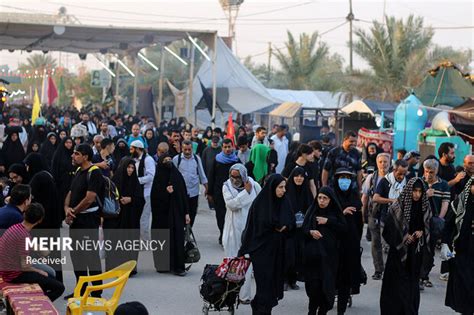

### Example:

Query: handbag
xmin=295 ymin=211 xmax=305 ymax=228
xmin=215 ymin=257 xmax=251 ymax=283
xmin=184 ymin=224 xmax=201 ymax=264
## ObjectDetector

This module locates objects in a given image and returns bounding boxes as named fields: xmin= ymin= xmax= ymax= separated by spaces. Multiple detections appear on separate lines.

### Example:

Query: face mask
xmin=230 ymin=177 xmax=243 ymax=188
xmin=338 ymin=178 xmax=351 ymax=191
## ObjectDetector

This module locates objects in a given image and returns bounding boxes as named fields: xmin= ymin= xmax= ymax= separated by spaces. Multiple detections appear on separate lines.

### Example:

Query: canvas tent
xmin=341 ymin=99 xmax=397 ymax=119
xmin=415 ymin=62 xmax=474 ymax=107
xmin=267 ymin=89 xmax=348 ymax=110
xmin=192 ymin=37 xmax=281 ymax=126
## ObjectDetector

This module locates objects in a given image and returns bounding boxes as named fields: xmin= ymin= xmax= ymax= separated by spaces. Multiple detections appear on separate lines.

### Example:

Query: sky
xmin=0 ymin=0 xmax=472 ymax=72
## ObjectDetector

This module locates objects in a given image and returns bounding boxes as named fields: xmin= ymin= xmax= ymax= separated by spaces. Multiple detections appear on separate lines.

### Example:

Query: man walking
xmin=130 ymin=140 xmax=156 ymax=241
xmin=207 ymin=139 xmax=240 ymax=245
xmin=362 ymin=153 xmax=390 ymax=280
xmin=64 ymin=144 xmax=104 ymax=299
xmin=173 ymin=140 xmax=208 ymax=226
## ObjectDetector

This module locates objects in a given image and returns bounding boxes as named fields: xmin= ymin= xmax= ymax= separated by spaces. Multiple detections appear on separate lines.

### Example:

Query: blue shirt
xmin=0 ymin=204 xmax=23 ymax=231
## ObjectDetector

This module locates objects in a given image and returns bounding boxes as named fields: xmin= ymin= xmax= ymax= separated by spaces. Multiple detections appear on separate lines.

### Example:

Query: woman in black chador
xmin=442 ymin=176 xmax=474 ymax=314
xmin=239 ymin=174 xmax=295 ymax=315
xmin=284 ymin=166 xmax=313 ymax=290
xmin=380 ymin=177 xmax=431 ymax=315
xmin=302 ymin=186 xmax=346 ymax=315
xmin=105 ymin=157 xmax=145 ymax=273
xmin=150 ymin=154 xmax=190 ymax=276
xmin=332 ymin=168 xmax=363 ymax=314
xmin=51 ymin=137 xmax=75 ymax=219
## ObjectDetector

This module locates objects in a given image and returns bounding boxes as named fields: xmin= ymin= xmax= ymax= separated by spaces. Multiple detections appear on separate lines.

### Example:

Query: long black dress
xmin=150 ymin=155 xmax=189 ymax=273
xmin=26 ymin=153 xmax=63 ymax=282
xmin=302 ymin=186 xmax=346 ymax=315
xmin=105 ymin=158 xmax=145 ymax=272
xmin=443 ymin=177 xmax=474 ymax=314
xmin=284 ymin=166 xmax=313 ymax=286
xmin=39 ymin=132 xmax=58 ymax=169
xmin=0 ymin=130 xmax=26 ymax=173
xmin=239 ymin=174 xmax=295 ymax=315
xmin=51 ymin=137 xmax=75 ymax=220
xmin=333 ymin=178 xmax=363 ymax=314
xmin=380 ymin=178 xmax=431 ymax=315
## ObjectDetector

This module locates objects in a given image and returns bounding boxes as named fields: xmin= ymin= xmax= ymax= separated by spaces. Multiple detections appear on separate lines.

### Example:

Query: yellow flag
xmin=31 ymin=88 xmax=41 ymax=124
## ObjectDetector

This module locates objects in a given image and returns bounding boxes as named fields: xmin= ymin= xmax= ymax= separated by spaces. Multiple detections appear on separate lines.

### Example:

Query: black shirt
xmin=374 ymin=177 xmax=391 ymax=220
xmin=282 ymin=160 xmax=313 ymax=180
xmin=69 ymin=165 xmax=104 ymax=210
xmin=438 ymin=163 xmax=456 ymax=182
xmin=323 ymin=146 xmax=361 ymax=180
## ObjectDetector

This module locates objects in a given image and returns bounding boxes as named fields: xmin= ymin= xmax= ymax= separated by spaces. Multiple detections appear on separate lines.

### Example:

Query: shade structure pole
xmin=211 ymin=33 xmax=218 ymax=129
xmin=187 ymin=43 xmax=195 ymax=123
xmin=132 ymin=57 xmax=138 ymax=116
xmin=115 ymin=62 xmax=120 ymax=114
xmin=157 ymin=46 xmax=166 ymax=123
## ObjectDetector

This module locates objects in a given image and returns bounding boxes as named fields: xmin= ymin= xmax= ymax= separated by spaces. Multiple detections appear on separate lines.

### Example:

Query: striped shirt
xmin=0 ymin=223 xmax=30 ymax=282
xmin=425 ymin=177 xmax=450 ymax=216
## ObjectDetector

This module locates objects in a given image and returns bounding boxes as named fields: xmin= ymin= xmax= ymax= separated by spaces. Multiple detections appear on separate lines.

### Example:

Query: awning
xmin=270 ymin=102 xmax=302 ymax=118
xmin=0 ymin=15 xmax=216 ymax=54
xmin=342 ymin=99 xmax=397 ymax=119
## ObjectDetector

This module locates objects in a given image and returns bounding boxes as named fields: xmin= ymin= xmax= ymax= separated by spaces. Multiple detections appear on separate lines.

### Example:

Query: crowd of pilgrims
xmin=0 ymin=107 xmax=472 ymax=315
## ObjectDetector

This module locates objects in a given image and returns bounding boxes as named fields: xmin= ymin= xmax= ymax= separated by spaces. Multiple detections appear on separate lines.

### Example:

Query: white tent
xmin=192 ymin=37 xmax=281 ymax=125
xmin=267 ymin=89 xmax=348 ymax=110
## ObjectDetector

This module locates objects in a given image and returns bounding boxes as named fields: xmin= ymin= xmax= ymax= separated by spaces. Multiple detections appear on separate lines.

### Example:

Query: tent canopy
xmin=0 ymin=14 xmax=216 ymax=54
xmin=192 ymin=37 xmax=280 ymax=115
xmin=267 ymin=89 xmax=348 ymax=110
xmin=415 ymin=62 xmax=474 ymax=107
xmin=342 ymin=99 xmax=398 ymax=119
xmin=270 ymin=102 xmax=302 ymax=118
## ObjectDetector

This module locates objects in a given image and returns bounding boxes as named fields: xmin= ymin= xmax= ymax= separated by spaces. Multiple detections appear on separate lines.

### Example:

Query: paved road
xmin=54 ymin=196 xmax=456 ymax=314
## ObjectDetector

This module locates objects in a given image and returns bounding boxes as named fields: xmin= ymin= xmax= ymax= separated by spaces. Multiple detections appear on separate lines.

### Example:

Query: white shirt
xmin=271 ymin=134 xmax=289 ymax=174
xmin=135 ymin=153 xmax=156 ymax=197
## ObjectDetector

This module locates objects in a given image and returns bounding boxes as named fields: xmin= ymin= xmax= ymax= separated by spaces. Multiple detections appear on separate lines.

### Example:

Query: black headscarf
xmin=113 ymin=157 xmax=141 ymax=199
xmin=239 ymin=174 xmax=295 ymax=255
xmin=333 ymin=173 xmax=362 ymax=210
xmin=113 ymin=138 xmax=129 ymax=163
xmin=8 ymin=163 xmax=27 ymax=181
xmin=302 ymin=186 xmax=343 ymax=233
xmin=285 ymin=166 xmax=313 ymax=215
xmin=156 ymin=127 xmax=169 ymax=144
xmin=150 ymin=154 xmax=189 ymax=227
xmin=1 ymin=131 xmax=26 ymax=170
xmin=24 ymin=152 xmax=49 ymax=180
xmin=40 ymin=132 xmax=59 ymax=166
xmin=362 ymin=142 xmax=383 ymax=171
xmin=144 ymin=128 xmax=158 ymax=156
xmin=51 ymin=137 xmax=75 ymax=183
xmin=26 ymin=140 xmax=41 ymax=155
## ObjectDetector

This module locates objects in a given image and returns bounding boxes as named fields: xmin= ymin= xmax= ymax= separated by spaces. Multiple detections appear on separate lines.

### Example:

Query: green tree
xmin=273 ymin=31 xmax=329 ymax=90
xmin=353 ymin=15 xmax=434 ymax=101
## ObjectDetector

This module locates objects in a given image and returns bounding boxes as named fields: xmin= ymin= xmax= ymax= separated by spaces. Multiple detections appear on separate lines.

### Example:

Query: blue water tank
xmin=393 ymin=95 xmax=427 ymax=154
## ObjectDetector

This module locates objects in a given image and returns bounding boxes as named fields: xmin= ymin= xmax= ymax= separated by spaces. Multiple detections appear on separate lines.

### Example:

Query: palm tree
xmin=25 ymin=53 xmax=57 ymax=71
xmin=353 ymin=15 xmax=433 ymax=101
xmin=273 ymin=31 xmax=329 ymax=90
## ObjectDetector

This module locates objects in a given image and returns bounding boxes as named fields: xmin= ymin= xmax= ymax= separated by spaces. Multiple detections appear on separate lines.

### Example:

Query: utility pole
xmin=347 ymin=0 xmax=354 ymax=73
xmin=267 ymin=42 xmax=272 ymax=83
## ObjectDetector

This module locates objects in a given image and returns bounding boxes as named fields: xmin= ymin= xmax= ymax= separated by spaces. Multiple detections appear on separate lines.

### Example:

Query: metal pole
xmin=267 ymin=42 xmax=272 ymax=83
xmin=132 ymin=56 xmax=138 ymax=116
xmin=115 ymin=61 xmax=120 ymax=114
xmin=187 ymin=43 xmax=195 ymax=123
xmin=211 ymin=33 xmax=218 ymax=129
xmin=348 ymin=0 xmax=354 ymax=73
xmin=157 ymin=46 xmax=166 ymax=123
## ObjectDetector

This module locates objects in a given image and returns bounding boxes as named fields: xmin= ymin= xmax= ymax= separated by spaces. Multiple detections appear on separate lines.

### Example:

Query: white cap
xmin=130 ymin=140 xmax=144 ymax=149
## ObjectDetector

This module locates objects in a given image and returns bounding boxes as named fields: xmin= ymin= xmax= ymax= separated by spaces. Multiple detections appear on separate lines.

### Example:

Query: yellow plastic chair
xmin=66 ymin=260 xmax=136 ymax=315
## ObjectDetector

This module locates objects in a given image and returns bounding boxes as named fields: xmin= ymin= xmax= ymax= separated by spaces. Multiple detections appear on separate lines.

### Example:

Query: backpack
xmin=177 ymin=153 xmax=202 ymax=182
xmin=76 ymin=165 xmax=121 ymax=217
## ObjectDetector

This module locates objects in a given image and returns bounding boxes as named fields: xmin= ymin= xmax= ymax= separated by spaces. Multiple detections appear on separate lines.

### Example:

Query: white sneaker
xmin=439 ymin=273 xmax=449 ymax=281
